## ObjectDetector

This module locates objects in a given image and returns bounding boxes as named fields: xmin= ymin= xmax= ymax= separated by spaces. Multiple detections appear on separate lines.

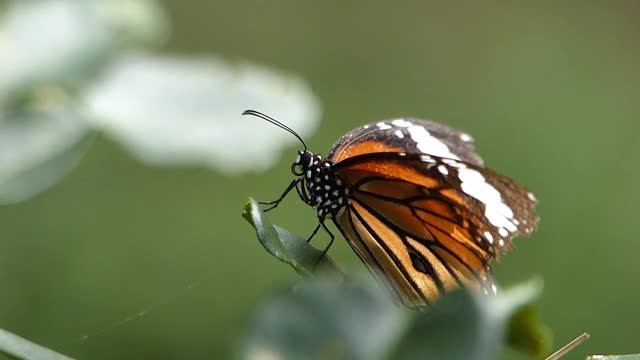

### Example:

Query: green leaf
xmin=243 ymin=277 xmax=408 ymax=360
xmin=388 ymin=279 xmax=547 ymax=360
xmin=0 ymin=328 xmax=74 ymax=360
xmin=587 ymin=356 xmax=640 ymax=360
xmin=242 ymin=198 xmax=342 ymax=278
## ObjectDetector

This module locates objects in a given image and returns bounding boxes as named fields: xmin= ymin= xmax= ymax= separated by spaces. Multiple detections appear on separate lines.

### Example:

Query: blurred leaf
xmin=242 ymin=198 xmax=342 ymax=278
xmin=244 ymin=276 xmax=549 ymax=360
xmin=0 ymin=88 xmax=92 ymax=204
xmin=587 ymin=356 xmax=640 ymax=360
xmin=243 ymin=198 xmax=550 ymax=359
xmin=83 ymin=53 xmax=320 ymax=173
xmin=0 ymin=0 xmax=168 ymax=99
xmin=388 ymin=279 xmax=545 ymax=360
xmin=507 ymin=303 xmax=552 ymax=357
xmin=0 ymin=328 xmax=74 ymax=360
xmin=243 ymin=277 xmax=408 ymax=360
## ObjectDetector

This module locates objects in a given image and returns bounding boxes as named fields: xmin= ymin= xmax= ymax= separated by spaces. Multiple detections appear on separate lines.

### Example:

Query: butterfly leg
xmin=295 ymin=178 xmax=311 ymax=204
xmin=312 ymin=220 xmax=335 ymax=270
xmin=259 ymin=179 xmax=299 ymax=212
xmin=306 ymin=223 xmax=321 ymax=243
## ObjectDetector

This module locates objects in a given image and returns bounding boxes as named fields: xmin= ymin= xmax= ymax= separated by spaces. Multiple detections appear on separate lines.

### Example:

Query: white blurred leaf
xmin=0 ymin=0 xmax=167 ymax=97
xmin=0 ymin=88 xmax=91 ymax=204
xmin=84 ymin=53 xmax=321 ymax=173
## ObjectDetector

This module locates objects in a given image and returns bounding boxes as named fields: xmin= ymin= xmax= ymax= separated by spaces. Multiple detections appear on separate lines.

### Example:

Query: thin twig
xmin=545 ymin=332 xmax=590 ymax=360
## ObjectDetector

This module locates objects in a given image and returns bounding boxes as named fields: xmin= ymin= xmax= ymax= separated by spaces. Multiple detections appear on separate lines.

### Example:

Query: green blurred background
xmin=2 ymin=1 xmax=639 ymax=358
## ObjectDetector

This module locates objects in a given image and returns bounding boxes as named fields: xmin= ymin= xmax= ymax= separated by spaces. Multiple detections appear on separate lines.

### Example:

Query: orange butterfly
xmin=244 ymin=110 xmax=538 ymax=308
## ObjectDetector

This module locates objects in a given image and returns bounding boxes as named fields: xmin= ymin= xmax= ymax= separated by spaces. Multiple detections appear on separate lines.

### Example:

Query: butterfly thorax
xmin=292 ymin=150 xmax=349 ymax=219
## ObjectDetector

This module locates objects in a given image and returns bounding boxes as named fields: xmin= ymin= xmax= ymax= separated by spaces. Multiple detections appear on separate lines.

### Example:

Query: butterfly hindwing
xmin=333 ymin=198 xmax=496 ymax=308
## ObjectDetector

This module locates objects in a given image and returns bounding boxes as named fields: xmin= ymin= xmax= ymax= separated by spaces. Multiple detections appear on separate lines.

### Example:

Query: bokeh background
xmin=1 ymin=1 xmax=639 ymax=359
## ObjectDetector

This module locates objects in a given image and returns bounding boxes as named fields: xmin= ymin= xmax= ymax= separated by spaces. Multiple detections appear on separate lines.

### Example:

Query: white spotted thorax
xmin=292 ymin=150 xmax=349 ymax=219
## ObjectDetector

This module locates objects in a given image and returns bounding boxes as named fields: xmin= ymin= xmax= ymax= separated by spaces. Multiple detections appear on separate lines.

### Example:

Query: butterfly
xmin=243 ymin=110 xmax=538 ymax=308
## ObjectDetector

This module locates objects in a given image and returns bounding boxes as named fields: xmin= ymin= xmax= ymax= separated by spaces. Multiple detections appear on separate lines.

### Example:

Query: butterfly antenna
xmin=242 ymin=110 xmax=308 ymax=150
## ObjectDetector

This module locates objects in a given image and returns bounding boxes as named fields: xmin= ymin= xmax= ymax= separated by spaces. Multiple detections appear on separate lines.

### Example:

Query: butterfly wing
xmin=327 ymin=119 xmax=537 ymax=307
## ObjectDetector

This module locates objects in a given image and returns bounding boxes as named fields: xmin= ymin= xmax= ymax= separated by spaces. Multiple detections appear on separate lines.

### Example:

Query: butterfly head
xmin=291 ymin=150 xmax=316 ymax=176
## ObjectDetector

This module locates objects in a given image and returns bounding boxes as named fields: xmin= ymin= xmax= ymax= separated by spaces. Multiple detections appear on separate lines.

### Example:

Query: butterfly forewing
xmin=328 ymin=118 xmax=484 ymax=166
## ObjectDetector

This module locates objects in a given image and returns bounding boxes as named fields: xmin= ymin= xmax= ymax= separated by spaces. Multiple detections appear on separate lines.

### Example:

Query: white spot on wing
xmin=498 ymin=228 xmax=508 ymax=237
xmin=437 ymin=165 xmax=449 ymax=175
xmin=527 ymin=192 xmax=536 ymax=201
xmin=458 ymin=167 xmax=517 ymax=234
xmin=442 ymin=158 xmax=466 ymax=168
xmin=419 ymin=155 xmax=435 ymax=163
xmin=407 ymin=126 xmax=460 ymax=160
xmin=391 ymin=119 xmax=413 ymax=127
xmin=377 ymin=122 xmax=392 ymax=130
xmin=484 ymin=231 xmax=494 ymax=244
xmin=394 ymin=129 xmax=404 ymax=138
xmin=460 ymin=133 xmax=473 ymax=142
